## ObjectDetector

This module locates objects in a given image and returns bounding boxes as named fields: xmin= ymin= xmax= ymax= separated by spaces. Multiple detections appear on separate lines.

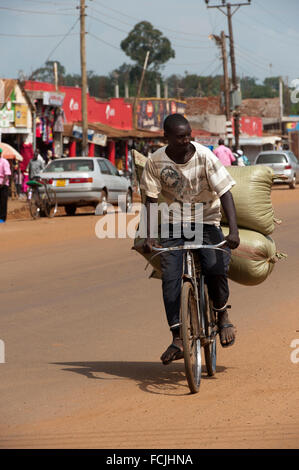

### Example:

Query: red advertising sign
xmin=231 ymin=116 xmax=263 ymax=137
xmin=24 ymin=81 xmax=133 ymax=129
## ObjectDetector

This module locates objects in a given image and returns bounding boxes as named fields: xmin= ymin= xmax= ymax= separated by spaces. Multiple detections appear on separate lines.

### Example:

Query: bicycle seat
xmin=26 ymin=180 xmax=43 ymax=187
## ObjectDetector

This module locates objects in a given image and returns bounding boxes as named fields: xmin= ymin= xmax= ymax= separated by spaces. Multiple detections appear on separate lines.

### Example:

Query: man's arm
xmin=220 ymin=190 xmax=240 ymax=249
xmin=143 ymin=196 xmax=161 ymax=253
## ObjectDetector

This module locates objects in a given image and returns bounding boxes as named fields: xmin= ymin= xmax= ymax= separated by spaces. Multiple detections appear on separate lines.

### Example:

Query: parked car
xmin=40 ymin=157 xmax=133 ymax=215
xmin=254 ymin=150 xmax=299 ymax=189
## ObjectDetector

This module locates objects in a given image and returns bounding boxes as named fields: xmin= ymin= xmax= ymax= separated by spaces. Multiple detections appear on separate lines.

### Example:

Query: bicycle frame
xmin=150 ymin=240 xmax=227 ymax=392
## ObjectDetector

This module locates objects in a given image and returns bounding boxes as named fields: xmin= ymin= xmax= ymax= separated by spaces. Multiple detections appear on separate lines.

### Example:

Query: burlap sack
xmin=221 ymin=166 xmax=275 ymax=235
xmin=221 ymin=226 xmax=286 ymax=286
xmin=133 ymin=227 xmax=286 ymax=286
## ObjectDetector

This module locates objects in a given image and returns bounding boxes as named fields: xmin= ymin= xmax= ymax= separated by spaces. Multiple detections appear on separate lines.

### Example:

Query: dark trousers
xmin=0 ymin=185 xmax=9 ymax=221
xmin=160 ymin=224 xmax=231 ymax=329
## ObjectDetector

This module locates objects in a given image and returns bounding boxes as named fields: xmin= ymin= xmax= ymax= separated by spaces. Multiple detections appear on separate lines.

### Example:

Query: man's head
xmin=33 ymin=150 xmax=39 ymax=160
xmin=218 ymin=138 xmax=225 ymax=146
xmin=163 ymin=114 xmax=192 ymax=150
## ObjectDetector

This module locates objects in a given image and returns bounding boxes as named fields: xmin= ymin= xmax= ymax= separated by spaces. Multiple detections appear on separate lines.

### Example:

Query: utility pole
xmin=205 ymin=1 xmax=251 ymax=148
xmin=209 ymin=32 xmax=230 ymax=120
xmin=133 ymin=50 xmax=150 ymax=129
xmin=80 ymin=0 xmax=88 ymax=156
xmin=53 ymin=62 xmax=58 ymax=92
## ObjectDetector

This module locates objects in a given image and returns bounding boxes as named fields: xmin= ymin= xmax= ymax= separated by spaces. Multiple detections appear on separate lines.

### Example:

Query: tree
xmin=30 ymin=60 xmax=66 ymax=84
xmin=120 ymin=21 xmax=175 ymax=72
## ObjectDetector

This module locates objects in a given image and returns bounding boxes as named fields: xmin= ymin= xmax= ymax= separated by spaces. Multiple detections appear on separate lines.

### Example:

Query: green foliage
xmin=30 ymin=60 xmax=66 ymax=84
xmin=120 ymin=21 xmax=175 ymax=71
xmin=29 ymin=61 xmax=283 ymax=102
xmin=240 ymin=76 xmax=280 ymax=99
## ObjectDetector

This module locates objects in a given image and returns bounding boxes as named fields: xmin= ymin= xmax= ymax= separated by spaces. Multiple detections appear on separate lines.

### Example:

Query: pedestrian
xmin=47 ymin=149 xmax=54 ymax=163
xmin=13 ymin=161 xmax=23 ymax=197
xmin=213 ymin=138 xmax=236 ymax=166
xmin=28 ymin=151 xmax=45 ymax=181
xmin=62 ymin=148 xmax=70 ymax=158
xmin=0 ymin=148 xmax=11 ymax=222
xmin=236 ymin=149 xmax=250 ymax=166
xmin=36 ymin=147 xmax=46 ymax=165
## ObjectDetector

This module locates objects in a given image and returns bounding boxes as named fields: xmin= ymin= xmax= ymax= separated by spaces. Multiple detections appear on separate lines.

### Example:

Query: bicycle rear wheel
xmin=28 ymin=189 xmax=40 ymax=219
xmin=199 ymin=276 xmax=217 ymax=377
xmin=43 ymin=188 xmax=57 ymax=218
xmin=180 ymin=281 xmax=201 ymax=394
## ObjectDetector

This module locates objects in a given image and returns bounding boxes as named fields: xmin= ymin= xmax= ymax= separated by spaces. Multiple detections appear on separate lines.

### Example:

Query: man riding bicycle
xmin=141 ymin=114 xmax=240 ymax=365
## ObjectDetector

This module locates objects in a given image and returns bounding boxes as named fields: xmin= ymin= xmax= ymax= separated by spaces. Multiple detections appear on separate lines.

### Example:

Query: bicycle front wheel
xmin=200 ymin=277 xmax=217 ymax=377
xmin=180 ymin=281 xmax=201 ymax=394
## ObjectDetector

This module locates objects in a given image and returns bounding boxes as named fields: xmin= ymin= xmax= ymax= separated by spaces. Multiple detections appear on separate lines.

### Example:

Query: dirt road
xmin=0 ymin=186 xmax=298 ymax=449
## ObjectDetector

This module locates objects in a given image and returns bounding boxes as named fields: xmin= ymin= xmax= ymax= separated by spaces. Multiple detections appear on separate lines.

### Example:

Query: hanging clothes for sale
xmin=19 ymin=142 xmax=33 ymax=172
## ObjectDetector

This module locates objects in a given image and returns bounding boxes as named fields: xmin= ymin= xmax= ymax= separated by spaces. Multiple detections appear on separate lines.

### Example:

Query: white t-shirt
xmin=140 ymin=141 xmax=235 ymax=226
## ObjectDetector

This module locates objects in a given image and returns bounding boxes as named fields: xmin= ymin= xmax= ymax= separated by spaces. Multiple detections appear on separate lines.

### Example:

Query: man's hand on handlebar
xmin=143 ymin=238 xmax=162 ymax=253
xmin=224 ymin=230 xmax=240 ymax=250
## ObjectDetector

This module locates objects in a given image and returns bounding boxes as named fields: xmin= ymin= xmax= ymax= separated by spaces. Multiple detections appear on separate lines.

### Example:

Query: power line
xmin=88 ymin=13 xmax=213 ymax=49
xmin=90 ymin=6 xmax=211 ymax=44
xmin=0 ymin=5 xmax=76 ymax=16
xmin=88 ymin=14 xmax=128 ymax=34
xmin=92 ymin=0 xmax=209 ymax=38
xmin=237 ymin=9 xmax=299 ymax=48
xmin=46 ymin=17 xmax=80 ymax=62
xmin=0 ymin=32 xmax=79 ymax=38
xmin=254 ymin=0 xmax=299 ymax=37
xmin=88 ymin=31 xmax=122 ymax=52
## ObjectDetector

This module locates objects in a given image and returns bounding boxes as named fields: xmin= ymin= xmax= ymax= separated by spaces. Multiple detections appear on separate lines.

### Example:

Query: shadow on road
xmin=52 ymin=361 xmax=228 ymax=396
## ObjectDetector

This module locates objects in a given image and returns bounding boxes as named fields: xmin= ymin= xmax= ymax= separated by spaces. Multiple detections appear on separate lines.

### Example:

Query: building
xmin=185 ymin=96 xmax=282 ymax=161
xmin=0 ymin=79 xmax=35 ymax=150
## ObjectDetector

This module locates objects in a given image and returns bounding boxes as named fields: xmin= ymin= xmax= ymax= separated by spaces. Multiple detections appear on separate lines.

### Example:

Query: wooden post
xmin=80 ymin=0 xmax=88 ymax=156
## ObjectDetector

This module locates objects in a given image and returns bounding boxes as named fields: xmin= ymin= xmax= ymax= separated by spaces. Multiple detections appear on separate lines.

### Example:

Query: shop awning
xmin=230 ymin=135 xmax=281 ymax=146
xmin=63 ymin=122 xmax=163 ymax=140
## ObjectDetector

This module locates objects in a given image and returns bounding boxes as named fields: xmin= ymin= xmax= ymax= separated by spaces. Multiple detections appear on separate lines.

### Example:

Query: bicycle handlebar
xmin=152 ymin=240 xmax=227 ymax=253
xmin=145 ymin=240 xmax=227 ymax=271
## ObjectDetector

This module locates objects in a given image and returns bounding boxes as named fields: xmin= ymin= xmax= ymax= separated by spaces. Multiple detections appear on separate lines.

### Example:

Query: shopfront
xmin=25 ymin=87 xmax=65 ymax=161
xmin=0 ymin=79 xmax=34 ymax=151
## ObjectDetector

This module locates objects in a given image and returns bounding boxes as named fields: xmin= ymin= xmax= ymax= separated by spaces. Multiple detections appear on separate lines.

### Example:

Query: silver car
xmin=41 ymin=157 xmax=132 ymax=215
xmin=254 ymin=150 xmax=299 ymax=189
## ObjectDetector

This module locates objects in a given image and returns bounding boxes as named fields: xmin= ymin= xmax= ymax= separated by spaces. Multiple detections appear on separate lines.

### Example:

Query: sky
xmin=1 ymin=0 xmax=299 ymax=85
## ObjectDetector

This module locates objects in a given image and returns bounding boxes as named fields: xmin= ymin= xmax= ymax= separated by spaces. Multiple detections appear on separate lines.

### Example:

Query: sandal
xmin=218 ymin=323 xmax=236 ymax=348
xmin=160 ymin=343 xmax=184 ymax=365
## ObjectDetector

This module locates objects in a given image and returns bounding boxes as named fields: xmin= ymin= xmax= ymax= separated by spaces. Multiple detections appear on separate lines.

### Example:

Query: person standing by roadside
xmin=213 ymin=139 xmax=236 ymax=167
xmin=28 ymin=151 xmax=45 ymax=181
xmin=0 ymin=148 xmax=11 ymax=222
xmin=13 ymin=161 xmax=23 ymax=197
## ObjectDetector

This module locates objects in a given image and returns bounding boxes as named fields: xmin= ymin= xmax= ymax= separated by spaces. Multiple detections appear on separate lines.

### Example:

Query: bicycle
xmin=26 ymin=177 xmax=57 ymax=219
xmin=150 ymin=240 xmax=227 ymax=394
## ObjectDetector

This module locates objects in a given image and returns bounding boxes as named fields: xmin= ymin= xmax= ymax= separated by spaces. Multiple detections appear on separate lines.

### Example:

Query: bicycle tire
xmin=199 ymin=276 xmax=217 ymax=377
xmin=43 ymin=187 xmax=57 ymax=218
xmin=28 ymin=189 xmax=40 ymax=219
xmin=180 ymin=281 xmax=201 ymax=394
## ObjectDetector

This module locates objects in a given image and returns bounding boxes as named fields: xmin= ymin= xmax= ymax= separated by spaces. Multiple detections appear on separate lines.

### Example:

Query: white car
xmin=41 ymin=157 xmax=132 ymax=215
xmin=254 ymin=150 xmax=299 ymax=189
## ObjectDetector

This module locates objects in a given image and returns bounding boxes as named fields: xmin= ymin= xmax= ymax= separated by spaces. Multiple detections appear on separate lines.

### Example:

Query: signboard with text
xmin=15 ymin=104 xmax=28 ymax=127
xmin=137 ymin=99 xmax=186 ymax=130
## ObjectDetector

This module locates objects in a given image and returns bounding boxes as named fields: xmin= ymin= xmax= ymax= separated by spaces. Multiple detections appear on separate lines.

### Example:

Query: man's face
xmin=165 ymin=123 xmax=192 ymax=151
